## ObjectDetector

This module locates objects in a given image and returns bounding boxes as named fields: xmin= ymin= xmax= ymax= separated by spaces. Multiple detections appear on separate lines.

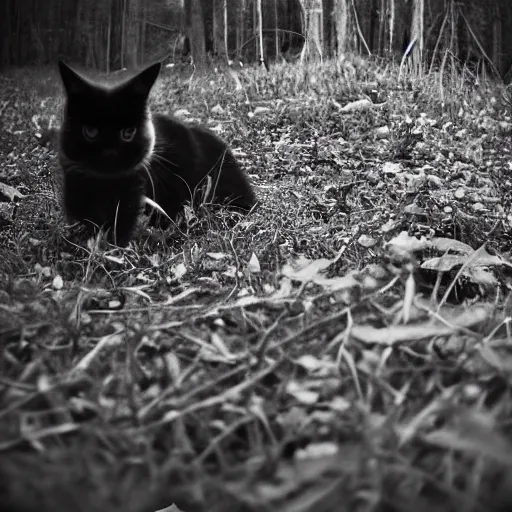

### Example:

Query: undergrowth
xmin=1 ymin=56 xmax=512 ymax=512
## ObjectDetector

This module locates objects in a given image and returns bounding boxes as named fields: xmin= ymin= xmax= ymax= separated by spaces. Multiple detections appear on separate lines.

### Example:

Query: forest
xmin=2 ymin=1 xmax=512 ymax=512
xmin=1 ymin=0 xmax=512 ymax=79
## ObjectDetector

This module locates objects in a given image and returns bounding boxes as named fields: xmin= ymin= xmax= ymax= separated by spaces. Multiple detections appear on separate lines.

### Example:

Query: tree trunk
xmin=369 ymin=0 xmax=377 ymax=51
xmin=125 ymin=0 xmax=141 ymax=68
xmin=333 ymin=0 xmax=349 ymax=55
xmin=256 ymin=0 xmax=264 ymax=65
xmin=213 ymin=0 xmax=224 ymax=57
xmin=274 ymin=0 xmax=279 ymax=60
xmin=299 ymin=0 xmax=323 ymax=62
xmin=224 ymin=0 xmax=228 ymax=61
xmin=411 ymin=0 xmax=424 ymax=72
xmin=236 ymin=0 xmax=245 ymax=59
xmin=389 ymin=0 xmax=395 ymax=53
xmin=186 ymin=0 xmax=207 ymax=70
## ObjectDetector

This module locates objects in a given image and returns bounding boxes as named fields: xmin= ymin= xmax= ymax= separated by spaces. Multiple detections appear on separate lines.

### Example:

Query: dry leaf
xmin=382 ymin=162 xmax=402 ymax=174
xmin=248 ymin=252 xmax=261 ymax=273
xmin=423 ymin=410 xmax=512 ymax=466
xmin=173 ymin=109 xmax=191 ymax=118
xmin=286 ymin=381 xmax=320 ymax=405
xmin=387 ymin=231 xmax=429 ymax=254
xmin=357 ymin=234 xmax=377 ymax=248
xmin=211 ymin=104 xmax=225 ymax=114
xmin=340 ymin=98 xmax=373 ymax=112
xmin=281 ymin=251 xmax=357 ymax=292
xmin=155 ymin=503 xmax=184 ymax=512
xmin=206 ymin=252 xmax=227 ymax=260
xmin=171 ymin=263 xmax=187 ymax=279
xmin=352 ymin=303 xmax=491 ymax=345
xmin=0 ymin=181 xmax=24 ymax=201
xmin=254 ymin=106 xmax=272 ymax=115
xmin=52 ymin=275 xmax=64 ymax=290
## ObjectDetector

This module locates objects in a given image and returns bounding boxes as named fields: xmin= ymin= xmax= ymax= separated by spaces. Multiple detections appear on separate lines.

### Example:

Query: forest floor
xmin=1 ymin=56 xmax=512 ymax=512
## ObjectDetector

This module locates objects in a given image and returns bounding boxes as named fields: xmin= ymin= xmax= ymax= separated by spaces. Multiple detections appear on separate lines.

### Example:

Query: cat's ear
xmin=124 ymin=62 xmax=161 ymax=98
xmin=58 ymin=60 xmax=90 ymax=96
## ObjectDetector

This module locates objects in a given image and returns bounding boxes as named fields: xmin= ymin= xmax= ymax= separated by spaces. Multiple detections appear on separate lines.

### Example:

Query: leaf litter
xmin=2 ymin=59 xmax=512 ymax=512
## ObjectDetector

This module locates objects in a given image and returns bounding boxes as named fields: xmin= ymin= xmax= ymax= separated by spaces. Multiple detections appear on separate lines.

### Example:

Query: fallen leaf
xmin=340 ymin=98 xmax=373 ymax=112
xmin=352 ymin=303 xmax=491 ymax=345
xmin=286 ymin=381 xmax=320 ymax=405
xmin=382 ymin=162 xmax=402 ymax=174
xmin=429 ymin=238 xmax=473 ymax=255
xmin=211 ymin=104 xmax=225 ymax=114
xmin=387 ymin=231 xmax=429 ymax=254
xmin=52 ymin=275 xmax=64 ymax=290
xmin=357 ymin=234 xmax=377 ymax=248
xmin=282 ymin=254 xmax=359 ymax=292
xmin=421 ymin=254 xmax=468 ymax=272
xmin=104 ymin=254 xmax=125 ymax=264
xmin=466 ymin=267 xmax=497 ymax=286
xmin=207 ymin=252 xmax=228 ymax=260
xmin=380 ymin=219 xmax=398 ymax=233
xmin=248 ymin=252 xmax=261 ymax=273
xmin=296 ymin=354 xmax=324 ymax=372
xmin=173 ymin=109 xmax=191 ymax=118
xmin=0 ymin=181 xmax=24 ymax=202
xmin=253 ymin=106 xmax=272 ymax=115
xmin=404 ymin=203 xmax=426 ymax=215
xmin=295 ymin=442 xmax=339 ymax=459
xmin=374 ymin=126 xmax=390 ymax=138
xmin=423 ymin=410 xmax=512 ymax=466
xmin=155 ymin=504 xmax=183 ymax=512
xmin=171 ymin=263 xmax=187 ymax=279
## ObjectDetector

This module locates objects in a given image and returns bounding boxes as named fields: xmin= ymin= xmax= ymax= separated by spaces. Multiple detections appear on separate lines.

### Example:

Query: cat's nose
xmin=102 ymin=149 xmax=117 ymax=158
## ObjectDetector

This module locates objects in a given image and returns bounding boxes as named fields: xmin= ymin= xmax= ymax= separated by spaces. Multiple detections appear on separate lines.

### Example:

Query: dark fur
xmin=58 ymin=61 xmax=256 ymax=246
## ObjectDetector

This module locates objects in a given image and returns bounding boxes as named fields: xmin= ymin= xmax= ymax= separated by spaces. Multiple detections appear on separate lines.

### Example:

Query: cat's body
xmin=58 ymin=61 xmax=256 ymax=246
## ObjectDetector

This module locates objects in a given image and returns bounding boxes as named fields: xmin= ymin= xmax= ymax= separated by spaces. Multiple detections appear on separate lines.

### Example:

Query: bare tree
xmin=2 ymin=0 xmax=512 ymax=77
xmin=389 ymin=0 xmax=395 ymax=54
xmin=333 ymin=0 xmax=350 ymax=55
xmin=410 ymin=0 xmax=424 ymax=72
xmin=256 ymin=0 xmax=264 ymax=66
xmin=299 ymin=0 xmax=324 ymax=62
xmin=274 ymin=0 xmax=279 ymax=60
xmin=224 ymin=0 xmax=229 ymax=61
xmin=185 ymin=0 xmax=207 ymax=69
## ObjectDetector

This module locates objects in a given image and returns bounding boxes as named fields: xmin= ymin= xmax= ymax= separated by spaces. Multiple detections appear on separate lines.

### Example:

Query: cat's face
xmin=58 ymin=61 xmax=161 ymax=175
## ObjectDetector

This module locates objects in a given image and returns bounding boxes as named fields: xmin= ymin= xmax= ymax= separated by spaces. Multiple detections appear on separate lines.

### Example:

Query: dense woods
xmin=1 ymin=0 xmax=512 ymax=77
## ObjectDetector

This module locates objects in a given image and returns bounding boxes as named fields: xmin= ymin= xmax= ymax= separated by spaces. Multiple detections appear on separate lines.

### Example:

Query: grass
xmin=2 ymin=56 xmax=512 ymax=512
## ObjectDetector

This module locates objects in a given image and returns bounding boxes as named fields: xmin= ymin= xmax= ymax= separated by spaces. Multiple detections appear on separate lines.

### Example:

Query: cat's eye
xmin=120 ymin=127 xmax=137 ymax=142
xmin=82 ymin=125 xmax=98 ymax=141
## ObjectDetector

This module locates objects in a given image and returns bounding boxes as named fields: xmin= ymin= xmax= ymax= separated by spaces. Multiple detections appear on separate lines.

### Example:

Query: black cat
xmin=57 ymin=60 xmax=256 ymax=246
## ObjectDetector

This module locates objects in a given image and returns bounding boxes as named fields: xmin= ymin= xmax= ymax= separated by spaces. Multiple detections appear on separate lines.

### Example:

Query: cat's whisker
xmin=141 ymin=161 xmax=156 ymax=201
xmin=151 ymin=151 xmax=179 ymax=168
xmin=154 ymin=140 xmax=180 ymax=151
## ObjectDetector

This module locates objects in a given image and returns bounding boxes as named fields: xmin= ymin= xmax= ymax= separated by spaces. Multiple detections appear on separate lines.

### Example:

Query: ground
xmin=1 ymin=56 xmax=512 ymax=512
